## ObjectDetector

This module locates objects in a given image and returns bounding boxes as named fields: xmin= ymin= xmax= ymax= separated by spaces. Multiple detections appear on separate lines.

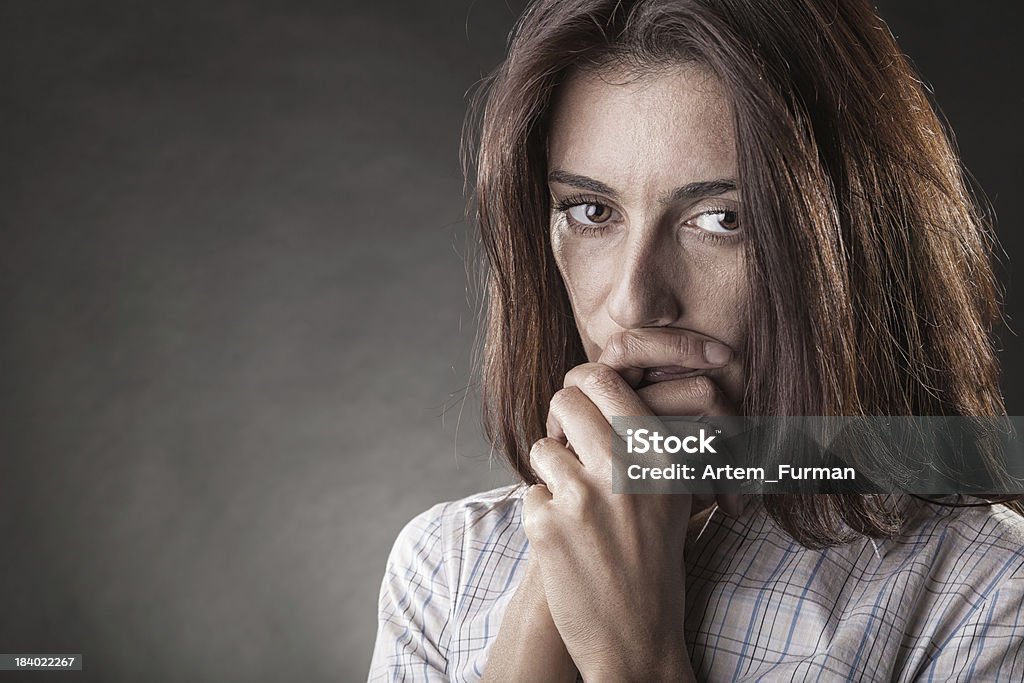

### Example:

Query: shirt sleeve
xmin=915 ymin=574 xmax=1024 ymax=681
xmin=368 ymin=505 xmax=453 ymax=682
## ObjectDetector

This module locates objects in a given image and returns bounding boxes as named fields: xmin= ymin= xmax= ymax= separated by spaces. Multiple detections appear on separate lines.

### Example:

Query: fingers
xmin=629 ymin=372 xmax=746 ymax=517
xmin=522 ymin=484 xmax=552 ymax=543
xmin=598 ymin=328 xmax=733 ymax=387
xmin=636 ymin=375 xmax=738 ymax=418
xmin=545 ymin=385 xmax=618 ymax=472
xmin=530 ymin=438 xmax=584 ymax=497
xmin=635 ymin=375 xmax=740 ymax=465
xmin=542 ymin=330 xmax=740 ymax=489
xmin=548 ymin=363 xmax=671 ymax=472
xmin=563 ymin=362 xmax=650 ymax=416
xmin=524 ymin=482 xmax=552 ymax=507
xmin=547 ymin=363 xmax=647 ymax=444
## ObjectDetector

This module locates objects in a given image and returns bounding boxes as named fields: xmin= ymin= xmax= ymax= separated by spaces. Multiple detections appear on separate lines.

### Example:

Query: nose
xmin=605 ymin=230 xmax=682 ymax=329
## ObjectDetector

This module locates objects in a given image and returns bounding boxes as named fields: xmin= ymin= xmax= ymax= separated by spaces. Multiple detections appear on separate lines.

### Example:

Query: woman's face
xmin=547 ymin=64 xmax=748 ymax=407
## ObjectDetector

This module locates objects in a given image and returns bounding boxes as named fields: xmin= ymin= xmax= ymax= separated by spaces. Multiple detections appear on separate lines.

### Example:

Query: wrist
xmin=584 ymin=638 xmax=693 ymax=683
xmin=649 ymin=646 xmax=695 ymax=682
xmin=481 ymin=556 xmax=578 ymax=683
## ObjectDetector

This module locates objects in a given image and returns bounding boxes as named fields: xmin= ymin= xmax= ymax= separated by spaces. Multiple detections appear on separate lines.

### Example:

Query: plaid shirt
xmin=369 ymin=485 xmax=1024 ymax=681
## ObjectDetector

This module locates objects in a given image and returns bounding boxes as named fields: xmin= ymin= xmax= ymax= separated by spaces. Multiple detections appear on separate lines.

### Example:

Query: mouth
xmin=638 ymin=365 xmax=705 ymax=387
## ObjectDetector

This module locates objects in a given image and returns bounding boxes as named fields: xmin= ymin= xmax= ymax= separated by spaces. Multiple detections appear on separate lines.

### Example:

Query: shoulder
xmin=384 ymin=484 xmax=529 ymax=597
xmin=926 ymin=501 xmax=1024 ymax=610
xmin=954 ymin=501 xmax=1024 ymax=545
xmin=900 ymin=501 xmax=1024 ymax=636
xmin=370 ymin=485 xmax=529 ymax=680
xmin=910 ymin=500 xmax=1024 ymax=586
xmin=874 ymin=499 xmax=1024 ymax=613
xmin=390 ymin=483 xmax=527 ymax=554
xmin=907 ymin=502 xmax=1024 ymax=679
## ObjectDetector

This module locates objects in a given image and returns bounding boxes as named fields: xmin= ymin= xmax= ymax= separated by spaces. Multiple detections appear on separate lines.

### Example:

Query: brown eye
xmin=719 ymin=210 xmax=738 ymax=230
xmin=568 ymin=202 xmax=615 ymax=225
xmin=690 ymin=209 xmax=739 ymax=233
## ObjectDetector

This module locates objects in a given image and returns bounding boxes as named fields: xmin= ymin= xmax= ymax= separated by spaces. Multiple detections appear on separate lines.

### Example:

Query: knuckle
xmin=522 ymin=498 xmax=555 ymax=543
xmin=685 ymin=375 xmax=718 ymax=403
xmin=580 ymin=363 xmax=623 ymax=395
xmin=562 ymin=362 xmax=591 ymax=387
xmin=565 ymin=480 xmax=593 ymax=512
xmin=601 ymin=333 xmax=625 ymax=364
xmin=529 ymin=437 xmax=559 ymax=470
xmin=671 ymin=332 xmax=699 ymax=360
xmin=549 ymin=386 xmax=582 ymax=415
xmin=529 ymin=438 xmax=550 ymax=462
xmin=604 ymin=330 xmax=638 ymax=364
xmin=620 ymin=330 xmax=644 ymax=358
xmin=522 ymin=484 xmax=547 ymax=511
xmin=532 ymin=444 xmax=548 ymax=471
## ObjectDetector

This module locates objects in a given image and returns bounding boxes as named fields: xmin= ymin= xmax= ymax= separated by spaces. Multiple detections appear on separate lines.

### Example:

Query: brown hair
xmin=462 ymin=0 xmax=1020 ymax=547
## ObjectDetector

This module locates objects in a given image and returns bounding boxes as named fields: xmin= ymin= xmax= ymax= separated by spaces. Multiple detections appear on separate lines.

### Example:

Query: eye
xmin=566 ymin=202 xmax=616 ymax=226
xmin=688 ymin=209 xmax=739 ymax=233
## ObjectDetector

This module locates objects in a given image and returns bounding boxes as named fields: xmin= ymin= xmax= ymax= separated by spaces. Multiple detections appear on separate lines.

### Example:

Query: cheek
xmin=687 ymin=250 xmax=750 ymax=406
xmin=550 ymin=233 xmax=611 ymax=342
xmin=694 ymin=249 xmax=748 ymax=341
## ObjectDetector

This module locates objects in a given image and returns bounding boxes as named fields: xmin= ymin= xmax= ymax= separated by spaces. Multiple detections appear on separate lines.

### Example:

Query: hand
xmin=524 ymin=328 xmax=738 ymax=681
xmin=602 ymin=327 xmax=746 ymax=518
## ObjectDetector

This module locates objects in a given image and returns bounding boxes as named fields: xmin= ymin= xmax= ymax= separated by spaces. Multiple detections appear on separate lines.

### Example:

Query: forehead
xmin=547 ymin=64 xmax=736 ymax=195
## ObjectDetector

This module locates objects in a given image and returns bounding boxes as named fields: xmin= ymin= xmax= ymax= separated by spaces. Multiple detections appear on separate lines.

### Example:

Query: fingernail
xmin=703 ymin=341 xmax=732 ymax=364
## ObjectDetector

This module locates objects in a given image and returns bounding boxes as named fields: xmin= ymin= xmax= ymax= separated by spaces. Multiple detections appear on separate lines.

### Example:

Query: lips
xmin=640 ymin=365 xmax=705 ymax=385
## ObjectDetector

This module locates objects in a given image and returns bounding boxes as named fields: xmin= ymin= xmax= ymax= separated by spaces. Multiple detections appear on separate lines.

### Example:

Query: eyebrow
xmin=547 ymin=170 xmax=738 ymax=204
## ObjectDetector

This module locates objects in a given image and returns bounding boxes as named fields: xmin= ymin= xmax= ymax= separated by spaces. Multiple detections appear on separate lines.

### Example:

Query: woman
xmin=370 ymin=0 xmax=1024 ymax=680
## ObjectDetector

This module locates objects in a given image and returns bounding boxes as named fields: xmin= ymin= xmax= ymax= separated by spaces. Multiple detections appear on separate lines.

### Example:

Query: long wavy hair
xmin=461 ymin=0 xmax=1020 ymax=547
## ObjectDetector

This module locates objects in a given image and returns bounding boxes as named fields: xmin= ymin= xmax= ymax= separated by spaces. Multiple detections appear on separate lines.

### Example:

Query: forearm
xmin=482 ymin=559 xmax=578 ymax=683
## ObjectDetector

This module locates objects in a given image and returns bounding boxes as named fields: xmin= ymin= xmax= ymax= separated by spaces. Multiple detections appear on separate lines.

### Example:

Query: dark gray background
xmin=1 ymin=1 xmax=1020 ymax=681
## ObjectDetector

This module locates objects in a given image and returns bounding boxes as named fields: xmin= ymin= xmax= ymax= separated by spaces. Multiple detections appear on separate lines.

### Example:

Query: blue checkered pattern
xmin=369 ymin=486 xmax=1024 ymax=681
